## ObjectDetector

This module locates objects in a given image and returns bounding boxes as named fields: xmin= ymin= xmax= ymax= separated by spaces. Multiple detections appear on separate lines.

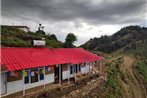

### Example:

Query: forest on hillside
xmin=81 ymin=26 xmax=147 ymax=55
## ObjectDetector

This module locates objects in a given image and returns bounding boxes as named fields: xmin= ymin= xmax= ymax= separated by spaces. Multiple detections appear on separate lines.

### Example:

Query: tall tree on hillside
xmin=50 ymin=34 xmax=58 ymax=41
xmin=64 ymin=33 xmax=77 ymax=48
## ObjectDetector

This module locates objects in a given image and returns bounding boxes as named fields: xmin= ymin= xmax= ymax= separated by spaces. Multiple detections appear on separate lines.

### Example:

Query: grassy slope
xmin=100 ymin=57 xmax=124 ymax=98
xmin=136 ymin=60 xmax=147 ymax=80
xmin=95 ymin=55 xmax=147 ymax=98
xmin=1 ymin=26 xmax=63 ymax=48
xmin=124 ymin=41 xmax=147 ymax=59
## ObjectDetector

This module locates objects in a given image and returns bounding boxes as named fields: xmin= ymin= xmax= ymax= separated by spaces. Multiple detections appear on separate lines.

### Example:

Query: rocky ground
xmin=36 ymin=73 xmax=105 ymax=98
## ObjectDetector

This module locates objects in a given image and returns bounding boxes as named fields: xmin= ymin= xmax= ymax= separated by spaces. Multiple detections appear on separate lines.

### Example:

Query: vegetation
xmin=83 ymin=25 xmax=147 ymax=98
xmin=81 ymin=26 xmax=147 ymax=53
xmin=1 ymin=26 xmax=63 ymax=47
xmin=124 ymin=41 xmax=147 ymax=59
xmin=136 ymin=60 xmax=147 ymax=80
xmin=2 ymin=25 xmax=147 ymax=98
xmin=64 ymin=33 xmax=77 ymax=48
xmin=100 ymin=57 xmax=123 ymax=98
xmin=50 ymin=34 xmax=58 ymax=41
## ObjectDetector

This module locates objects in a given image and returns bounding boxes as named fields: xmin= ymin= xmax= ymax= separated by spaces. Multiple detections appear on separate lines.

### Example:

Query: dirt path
xmin=121 ymin=56 xmax=147 ymax=98
xmin=123 ymin=56 xmax=135 ymax=70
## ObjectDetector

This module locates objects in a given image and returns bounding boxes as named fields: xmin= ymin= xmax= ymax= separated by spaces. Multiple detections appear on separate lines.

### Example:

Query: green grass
xmin=101 ymin=58 xmax=123 ymax=98
xmin=136 ymin=60 xmax=147 ymax=80
xmin=1 ymin=26 xmax=63 ymax=48
xmin=125 ymin=41 xmax=147 ymax=59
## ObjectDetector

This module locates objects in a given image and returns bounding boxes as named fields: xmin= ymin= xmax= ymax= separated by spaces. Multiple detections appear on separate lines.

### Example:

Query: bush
xmin=136 ymin=61 xmax=147 ymax=80
xmin=1 ymin=26 xmax=63 ymax=48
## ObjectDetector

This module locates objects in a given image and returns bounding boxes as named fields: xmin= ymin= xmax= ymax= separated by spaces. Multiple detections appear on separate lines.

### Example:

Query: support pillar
xmin=100 ymin=60 xmax=102 ymax=73
xmin=43 ymin=66 xmax=46 ymax=89
xmin=68 ymin=64 xmax=70 ymax=85
xmin=59 ymin=65 xmax=61 ymax=85
xmin=89 ymin=63 xmax=91 ymax=73
xmin=74 ymin=65 xmax=76 ymax=83
xmin=22 ymin=70 xmax=25 ymax=96
xmin=77 ymin=64 xmax=79 ymax=73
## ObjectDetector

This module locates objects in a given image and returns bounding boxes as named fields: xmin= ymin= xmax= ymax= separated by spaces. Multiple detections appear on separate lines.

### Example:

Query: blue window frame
xmin=24 ymin=76 xmax=29 ymax=84
xmin=40 ymin=74 xmax=44 ymax=80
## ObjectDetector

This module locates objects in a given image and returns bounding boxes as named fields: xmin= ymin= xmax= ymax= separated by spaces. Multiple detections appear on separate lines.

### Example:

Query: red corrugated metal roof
xmin=0 ymin=48 xmax=101 ymax=71
xmin=54 ymin=48 xmax=101 ymax=64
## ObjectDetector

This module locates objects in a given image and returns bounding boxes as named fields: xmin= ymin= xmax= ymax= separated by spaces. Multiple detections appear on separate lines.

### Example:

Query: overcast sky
xmin=1 ymin=0 xmax=147 ymax=46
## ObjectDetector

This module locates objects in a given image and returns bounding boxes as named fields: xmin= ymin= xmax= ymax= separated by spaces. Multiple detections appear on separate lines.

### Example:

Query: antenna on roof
xmin=34 ymin=21 xmax=39 ymax=32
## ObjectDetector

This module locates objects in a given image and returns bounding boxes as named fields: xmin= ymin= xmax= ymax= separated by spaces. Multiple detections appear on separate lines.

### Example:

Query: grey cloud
xmin=2 ymin=0 xmax=146 ymax=25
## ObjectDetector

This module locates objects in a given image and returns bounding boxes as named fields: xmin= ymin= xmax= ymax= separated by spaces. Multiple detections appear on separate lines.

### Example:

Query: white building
xmin=2 ymin=25 xmax=30 ymax=32
xmin=0 ymin=48 xmax=101 ymax=97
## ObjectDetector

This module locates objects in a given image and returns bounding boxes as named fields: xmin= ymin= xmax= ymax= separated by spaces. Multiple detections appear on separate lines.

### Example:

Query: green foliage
xmin=50 ymin=34 xmax=58 ymax=41
xmin=124 ymin=41 xmax=147 ymax=59
xmin=136 ymin=60 xmax=147 ymax=80
xmin=64 ymin=33 xmax=77 ymax=48
xmin=81 ymin=26 xmax=147 ymax=53
xmin=1 ymin=37 xmax=32 ymax=47
xmin=1 ymin=26 xmax=63 ymax=48
xmin=36 ymin=30 xmax=45 ymax=35
xmin=101 ymin=59 xmax=123 ymax=98
xmin=45 ymin=39 xmax=63 ymax=48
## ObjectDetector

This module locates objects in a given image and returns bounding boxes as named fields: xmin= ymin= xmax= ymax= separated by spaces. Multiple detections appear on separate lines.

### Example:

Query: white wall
xmin=19 ymin=28 xmax=29 ymax=32
xmin=45 ymin=73 xmax=54 ymax=84
xmin=7 ymin=80 xmax=23 ymax=94
xmin=4 ymin=64 xmax=90 ymax=96
xmin=62 ymin=70 xmax=69 ymax=80
xmin=25 ymin=73 xmax=54 ymax=89
xmin=62 ymin=64 xmax=76 ymax=80
xmin=81 ymin=64 xmax=90 ymax=74
xmin=5 ymin=73 xmax=54 ymax=96
xmin=63 ymin=64 xmax=90 ymax=79
xmin=1 ymin=72 xmax=6 ymax=95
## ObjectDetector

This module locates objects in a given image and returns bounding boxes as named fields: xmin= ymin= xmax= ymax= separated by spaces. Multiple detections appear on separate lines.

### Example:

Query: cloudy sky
xmin=2 ymin=0 xmax=147 ymax=46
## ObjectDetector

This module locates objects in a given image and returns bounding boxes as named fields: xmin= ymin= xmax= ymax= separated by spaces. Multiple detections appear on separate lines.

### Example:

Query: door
xmin=75 ymin=64 xmax=78 ymax=73
xmin=54 ymin=65 xmax=62 ymax=83
xmin=1 ymin=73 xmax=6 ymax=95
xmin=54 ymin=65 xmax=59 ymax=83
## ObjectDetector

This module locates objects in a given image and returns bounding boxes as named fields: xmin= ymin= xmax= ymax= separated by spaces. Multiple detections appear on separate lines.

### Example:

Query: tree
xmin=50 ymin=34 xmax=57 ymax=41
xmin=64 ymin=33 xmax=77 ymax=48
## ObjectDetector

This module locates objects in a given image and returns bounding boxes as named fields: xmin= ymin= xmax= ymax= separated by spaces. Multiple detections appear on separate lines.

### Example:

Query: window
xmin=24 ymin=76 xmax=29 ymax=84
xmin=75 ymin=65 xmax=78 ymax=73
xmin=79 ymin=65 xmax=81 ymax=72
xmin=31 ymin=69 xmax=38 ymax=83
xmin=39 ymin=69 xmax=44 ymax=80
xmin=40 ymin=74 xmax=44 ymax=80
xmin=24 ymin=70 xmax=29 ymax=84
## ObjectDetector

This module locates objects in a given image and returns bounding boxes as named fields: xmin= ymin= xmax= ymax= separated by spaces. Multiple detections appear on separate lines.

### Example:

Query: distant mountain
xmin=1 ymin=26 xmax=63 ymax=48
xmin=81 ymin=26 xmax=147 ymax=54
